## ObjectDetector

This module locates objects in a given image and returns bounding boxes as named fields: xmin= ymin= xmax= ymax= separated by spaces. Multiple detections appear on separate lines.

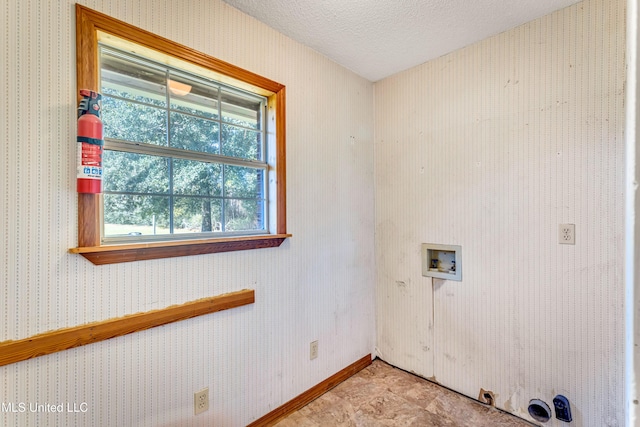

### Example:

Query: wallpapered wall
xmin=375 ymin=0 xmax=625 ymax=425
xmin=1 ymin=1 xmax=375 ymax=425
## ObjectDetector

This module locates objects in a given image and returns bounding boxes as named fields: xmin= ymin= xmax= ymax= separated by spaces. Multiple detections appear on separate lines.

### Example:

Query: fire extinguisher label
xmin=79 ymin=142 xmax=103 ymax=166
xmin=77 ymin=143 xmax=103 ymax=178
xmin=77 ymin=166 xmax=103 ymax=179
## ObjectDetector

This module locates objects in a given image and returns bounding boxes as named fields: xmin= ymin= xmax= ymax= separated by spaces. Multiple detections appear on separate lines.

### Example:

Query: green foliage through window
xmin=100 ymin=47 xmax=267 ymax=240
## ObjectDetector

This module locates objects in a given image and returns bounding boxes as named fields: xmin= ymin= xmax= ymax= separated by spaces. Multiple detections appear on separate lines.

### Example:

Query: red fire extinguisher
xmin=77 ymin=89 xmax=103 ymax=193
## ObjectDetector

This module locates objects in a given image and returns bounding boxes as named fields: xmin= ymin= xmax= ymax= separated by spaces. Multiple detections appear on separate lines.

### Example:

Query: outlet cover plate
xmin=559 ymin=224 xmax=575 ymax=245
xmin=194 ymin=388 xmax=209 ymax=415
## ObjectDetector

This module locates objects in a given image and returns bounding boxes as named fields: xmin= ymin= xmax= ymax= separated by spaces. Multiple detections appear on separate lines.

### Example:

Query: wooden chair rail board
xmin=0 ymin=289 xmax=255 ymax=367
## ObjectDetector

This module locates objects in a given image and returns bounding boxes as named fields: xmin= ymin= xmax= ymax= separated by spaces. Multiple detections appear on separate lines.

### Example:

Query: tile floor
xmin=274 ymin=359 xmax=535 ymax=426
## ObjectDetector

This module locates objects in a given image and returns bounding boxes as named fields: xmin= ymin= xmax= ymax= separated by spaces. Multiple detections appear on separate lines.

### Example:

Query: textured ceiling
xmin=222 ymin=0 xmax=582 ymax=82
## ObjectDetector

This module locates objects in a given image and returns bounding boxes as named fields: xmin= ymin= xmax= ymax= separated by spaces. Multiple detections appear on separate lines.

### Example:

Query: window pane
xmin=103 ymin=194 xmax=170 ymax=236
xmin=97 ymin=45 xmax=272 ymax=242
xmin=174 ymin=197 xmax=222 ymax=233
xmin=102 ymin=96 xmax=166 ymax=145
xmin=169 ymin=74 xmax=219 ymax=119
xmin=173 ymin=159 xmax=222 ymax=196
xmin=103 ymin=151 xmax=169 ymax=193
xmin=101 ymin=50 xmax=167 ymax=108
xmin=224 ymin=198 xmax=264 ymax=231
xmin=224 ymin=165 xmax=263 ymax=198
xmin=221 ymin=124 xmax=261 ymax=160
xmin=170 ymin=112 xmax=219 ymax=153
xmin=221 ymin=90 xmax=261 ymax=130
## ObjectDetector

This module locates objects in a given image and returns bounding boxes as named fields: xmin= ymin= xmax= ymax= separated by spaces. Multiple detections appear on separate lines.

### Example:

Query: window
xmin=101 ymin=47 xmax=268 ymax=241
xmin=72 ymin=5 xmax=288 ymax=264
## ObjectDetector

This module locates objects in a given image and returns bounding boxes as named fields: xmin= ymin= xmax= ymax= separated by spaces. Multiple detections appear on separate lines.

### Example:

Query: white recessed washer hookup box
xmin=421 ymin=243 xmax=462 ymax=281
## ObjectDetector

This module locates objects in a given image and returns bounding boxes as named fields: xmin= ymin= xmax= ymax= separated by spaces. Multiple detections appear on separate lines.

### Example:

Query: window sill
xmin=70 ymin=234 xmax=291 ymax=265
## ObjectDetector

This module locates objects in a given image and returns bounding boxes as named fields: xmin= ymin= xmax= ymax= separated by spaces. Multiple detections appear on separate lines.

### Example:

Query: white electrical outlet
xmin=194 ymin=388 xmax=209 ymax=415
xmin=310 ymin=341 xmax=318 ymax=360
xmin=559 ymin=224 xmax=575 ymax=245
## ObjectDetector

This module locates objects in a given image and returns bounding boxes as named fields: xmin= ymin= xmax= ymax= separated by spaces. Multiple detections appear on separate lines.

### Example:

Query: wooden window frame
xmin=71 ymin=5 xmax=288 ymax=265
